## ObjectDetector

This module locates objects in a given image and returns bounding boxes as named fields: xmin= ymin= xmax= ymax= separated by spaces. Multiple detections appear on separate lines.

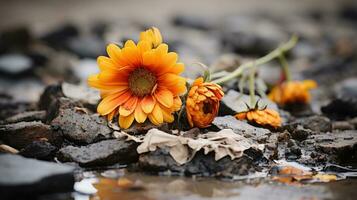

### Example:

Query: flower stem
xmin=212 ymin=35 xmax=298 ymax=84
xmin=249 ymin=65 xmax=256 ymax=107
xmin=278 ymin=52 xmax=292 ymax=81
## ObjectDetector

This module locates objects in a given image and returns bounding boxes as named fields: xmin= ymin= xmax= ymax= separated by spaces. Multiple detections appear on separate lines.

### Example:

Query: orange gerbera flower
xmin=235 ymin=108 xmax=281 ymax=128
xmin=268 ymin=80 xmax=317 ymax=106
xmin=88 ymin=27 xmax=186 ymax=129
xmin=186 ymin=77 xmax=224 ymax=128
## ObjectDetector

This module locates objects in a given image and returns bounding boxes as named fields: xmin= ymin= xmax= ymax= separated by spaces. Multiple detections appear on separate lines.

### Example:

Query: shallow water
xmin=74 ymin=170 xmax=357 ymax=200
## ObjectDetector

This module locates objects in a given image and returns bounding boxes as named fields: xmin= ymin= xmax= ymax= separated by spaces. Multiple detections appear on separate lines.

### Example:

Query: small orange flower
xmin=88 ymin=27 xmax=186 ymax=129
xmin=235 ymin=108 xmax=281 ymax=128
xmin=186 ymin=77 xmax=224 ymax=128
xmin=268 ymin=80 xmax=317 ymax=106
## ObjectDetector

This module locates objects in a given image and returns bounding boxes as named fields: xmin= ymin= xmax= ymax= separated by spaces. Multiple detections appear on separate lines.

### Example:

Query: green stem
xmin=249 ymin=65 xmax=256 ymax=107
xmin=278 ymin=52 xmax=292 ymax=81
xmin=212 ymin=35 xmax=298 ymax=84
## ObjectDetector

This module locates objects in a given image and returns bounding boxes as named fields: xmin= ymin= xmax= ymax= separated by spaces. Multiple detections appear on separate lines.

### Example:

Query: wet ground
xmin=0 ymin=0 xmax=357 ymax=199
xmin=74 ymin=171 xmax=357 ymax=200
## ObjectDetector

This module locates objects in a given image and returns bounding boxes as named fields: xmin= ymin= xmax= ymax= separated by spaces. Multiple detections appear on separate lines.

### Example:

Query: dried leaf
xmin=137 ymin=128 xmax=264 ymax=165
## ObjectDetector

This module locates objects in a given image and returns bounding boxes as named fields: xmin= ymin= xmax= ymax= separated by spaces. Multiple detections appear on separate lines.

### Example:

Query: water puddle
xmin=73 ymin=169 xmax=357 ymax=200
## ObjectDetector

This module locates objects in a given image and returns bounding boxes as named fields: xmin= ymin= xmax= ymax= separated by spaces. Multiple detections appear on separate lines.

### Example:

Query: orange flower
xmin=88 ymin=27 xmax=186 ymax=129
xmin=268 ymin=80 xmax=317 ymax=105
xmin=235 ymin=108 xmax=281 ymax=128
xmin=186 ymin=77 xmax=224 ymax=128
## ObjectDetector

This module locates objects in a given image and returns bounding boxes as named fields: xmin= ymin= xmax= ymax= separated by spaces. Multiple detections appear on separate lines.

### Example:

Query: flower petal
xmin=148 ymin=104 xmax=163 ymax=125
xmin=119 ymin=96 xmax=138 ymax=117
xmin=154 ymin=89 xmax=173 ymax=108
xmin=134 ymin=100 xmax=147 ymax=123
xmin=141 ymin=95 xmax=156 ymax=113
xmin=119 ymin=114 xmax=135 ymax=129
xmin=97 ymin=90 xmax=131 ymax=115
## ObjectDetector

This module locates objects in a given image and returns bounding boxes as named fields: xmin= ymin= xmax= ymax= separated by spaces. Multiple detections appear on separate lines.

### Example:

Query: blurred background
xmin=0 ymin=0 xmax=356 ymax=115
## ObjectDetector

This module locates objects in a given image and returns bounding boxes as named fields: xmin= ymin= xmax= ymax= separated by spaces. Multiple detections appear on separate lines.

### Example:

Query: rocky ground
xmin=0 ymin=1 xmax=357 ymax=199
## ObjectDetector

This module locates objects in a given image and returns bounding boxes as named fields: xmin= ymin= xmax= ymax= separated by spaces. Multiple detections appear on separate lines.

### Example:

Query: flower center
xmin=202 ymin=100 xmax=213 ymax=114
xmin=128 ymin=68 xmax=157 ymax=97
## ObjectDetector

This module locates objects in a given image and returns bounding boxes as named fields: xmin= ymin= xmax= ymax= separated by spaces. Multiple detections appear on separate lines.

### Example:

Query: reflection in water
xmin=75 ymin=170 xmax=357 ymax=200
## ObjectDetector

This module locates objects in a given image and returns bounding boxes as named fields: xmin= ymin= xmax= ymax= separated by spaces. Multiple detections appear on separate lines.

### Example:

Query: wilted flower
xmin=268 ymin=80 xmax=317 ymax=106
xmin=235 ymin=108 xmax=281 ymax=128
xmin=186 ymin=77 xmax=224 ymax=128
xmin=88 ymin=27 xmax=186 ymax=129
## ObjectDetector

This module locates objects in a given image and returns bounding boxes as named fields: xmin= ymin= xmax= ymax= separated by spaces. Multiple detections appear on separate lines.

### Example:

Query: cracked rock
xmin=57 ymin=139 xmax=138 ymax=167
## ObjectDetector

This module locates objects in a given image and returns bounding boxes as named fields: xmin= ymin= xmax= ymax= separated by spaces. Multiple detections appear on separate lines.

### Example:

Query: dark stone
xmin=20 ymin=141 xmax=57 ymax=161
xmin=0 ymin=95 xmax=33 ymax=121
xmin=38 ymin=84 xmax=64 ymax=111
xmin=46 ymin=97 xmax=84 ymax=122
xmin=322 ymin=98 xmax=357 ymax=119
xmin=57 ymin=139 xmax=138 ymax=167
xmin=340 ymin=5 xmax=357 ymax=22
xmin=41 ymin=24 xmax=79 ymax=49
xmin=0 ymin=154 xmax=74 ymax=199
xmin=5 ymin=110 xmax=46 ymax=124
xmin=294 ymin=115 xmax=332 ymax=133
xmin=0 ymin=27 xmax=32 ymax=53
xmin=302 ymin=58 xmax=357 ymax=86
xmin=0 ymin=121 xmax=61 ymax=149
xmin=137 ymin=147 xmax=260 ymax=177
xmin=66 ymin=36 xmax=106 ymax=58
xmin=307 ymin=131 xmax=357 ymax=164
xmin=51 ymin=108 xmax=112 ymax=144
xmin=221 ymin=16 xmax=287 ymax=56
xmin=172 ymin=15 xmax=213 ymax=30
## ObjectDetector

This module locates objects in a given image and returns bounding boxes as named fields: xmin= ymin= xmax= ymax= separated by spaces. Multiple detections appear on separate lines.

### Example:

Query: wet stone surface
xmin=0 ymin=121 xmax=61 ymax=149
xmin=58 ymin=139 xmax=139 ymax=167
xmin=0 ymin=154 xmax=74 ymax=199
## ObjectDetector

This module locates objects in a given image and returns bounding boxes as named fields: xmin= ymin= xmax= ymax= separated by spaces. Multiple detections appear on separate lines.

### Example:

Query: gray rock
xmin=309 ymin=131 xmax=357 ymax=163
xmin=20 ymin=141 xmax=57 ymax=161
xmin=212 ymin=116 xmax=270 ymax=143
xmin=295 ymin=115 xmax=332 ymax=133
xmin=57 ymin=139 xmax=138 ymax=167
xmin=5 ymin=110 xmax=46 ymax=124
xmin=0 ymin=54 xmax=33 ymax=75
xmin=61 ymin=82 xmax=100 ymax=106
xmin=138 ymin=147 xmax=260 ymax=177
xmin=51 ymin=108 xmax=112 ymax=144
xmin=221 ymin=16 xmax=288 ymax=56
xmin=332 ymin=121 xmax=354 ymax=130
xmin=38 ymin=84 xmax=64 ymax=111
xmin=333 ymin=78 xmax=357 ymax=99
xmin=0 ymin=95 xmax=33 ymax=121
xmin=67 ymin=36 xmax=106 ymax=58
xmin=220 ymin=90 xmax=278 ymax=115
xmin=0 ymin=154 xmax=74 ymax=198
xmin=0 ymin=121 xmax=61 ymax=149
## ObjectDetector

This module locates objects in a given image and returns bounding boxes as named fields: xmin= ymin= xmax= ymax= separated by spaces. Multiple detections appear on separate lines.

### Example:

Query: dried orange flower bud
xmin=235 ymin=108 xmax=282 ymax=128
xmin=268 ymin=80 xmax=317 ymax=106
xmin=139 ymin=27 xmax=162 ymax=48
xmin=186 ymin=77 xmax=224 ymax=128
